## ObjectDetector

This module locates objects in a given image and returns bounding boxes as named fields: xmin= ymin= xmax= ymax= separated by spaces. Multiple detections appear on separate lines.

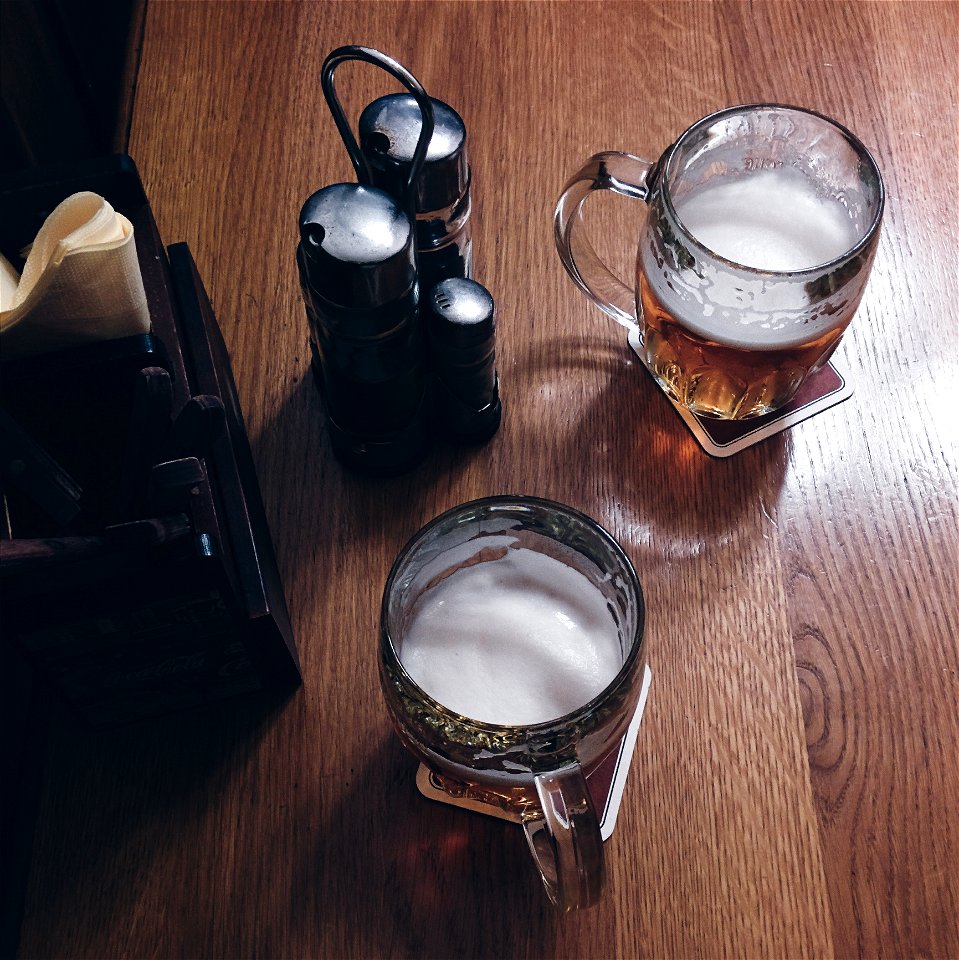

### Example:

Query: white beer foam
xmin=645 ymin=167 xmax=864 ymax=350
xmin=678 ymin=167 xmax=859 ymax=272
xmin=400 ymin=546 xmax=623 ymax=726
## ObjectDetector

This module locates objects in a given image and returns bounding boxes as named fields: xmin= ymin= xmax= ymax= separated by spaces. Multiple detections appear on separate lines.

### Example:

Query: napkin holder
xmin=0 ymin=155 xmax=301 ymax=726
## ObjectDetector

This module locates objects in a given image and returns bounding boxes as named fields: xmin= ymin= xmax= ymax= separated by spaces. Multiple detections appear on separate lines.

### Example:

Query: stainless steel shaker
xmin=359 ymin=93 xmax=472 ymax=292
xmin=425 ymin=278 xmax=501 ymax=444
xmin=297 ymin=183 xmax=430 ymax=474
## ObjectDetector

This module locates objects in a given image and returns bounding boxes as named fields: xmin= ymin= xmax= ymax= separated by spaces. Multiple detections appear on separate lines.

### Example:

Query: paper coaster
xmin=415 ymin=664 xmax=652 ymax=841
xmin=626 ymin=328 xmax=853 ymax=457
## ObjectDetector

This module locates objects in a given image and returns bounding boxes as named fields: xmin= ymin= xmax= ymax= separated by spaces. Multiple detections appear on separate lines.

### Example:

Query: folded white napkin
xmin=1 ymin=191 xmax=151 ymax=358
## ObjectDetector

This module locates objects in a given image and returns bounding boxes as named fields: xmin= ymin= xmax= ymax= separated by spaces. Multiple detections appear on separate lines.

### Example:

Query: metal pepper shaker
xmin=359 ymin=94 xmax=472 ymax=292
xmin=425 ymin=278 xmax=501 ymax=444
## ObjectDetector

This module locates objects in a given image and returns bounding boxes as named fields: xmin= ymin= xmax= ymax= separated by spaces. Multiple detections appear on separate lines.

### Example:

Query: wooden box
xmin=0 ymin=155 xmax=301 ymax=726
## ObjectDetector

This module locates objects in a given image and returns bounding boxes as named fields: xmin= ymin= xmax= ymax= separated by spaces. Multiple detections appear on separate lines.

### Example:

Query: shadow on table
xmin=250 ymin=370 xmax=469 ymax=557
xmin=509 ymin=331 xmax=791 ymax=543
xmin=249 ymin=331 xmax=791 ymax=573
xmin=246 ymin=365 xmax=517 ymax=572
xmin=292 ymin=734 xmax=567 ymax=960
xmin=16 ymin=689 xmax=292 ymax=958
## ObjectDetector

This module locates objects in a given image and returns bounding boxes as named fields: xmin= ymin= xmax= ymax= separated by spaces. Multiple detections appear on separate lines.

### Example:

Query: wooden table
xmin=16 ymin=2 xmax=958 ymax=957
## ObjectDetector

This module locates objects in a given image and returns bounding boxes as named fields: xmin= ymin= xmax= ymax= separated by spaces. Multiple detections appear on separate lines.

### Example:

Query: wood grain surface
xmin=16 ymin=2 xmax=958 ymax=958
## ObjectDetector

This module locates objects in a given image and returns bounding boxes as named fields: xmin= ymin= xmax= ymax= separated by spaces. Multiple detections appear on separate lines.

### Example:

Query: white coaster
xmin=415 ymin=664 xmax=653 ymax=841
xmin=627 ymin=328 xmax=854 ymax=457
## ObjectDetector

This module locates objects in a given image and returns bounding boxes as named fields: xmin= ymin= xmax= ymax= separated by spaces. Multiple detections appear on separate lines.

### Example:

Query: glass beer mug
xmin=380 ymin=496 xmax=646 ymax=910
xmin=555 ymin=104 xmax=884 ymax=419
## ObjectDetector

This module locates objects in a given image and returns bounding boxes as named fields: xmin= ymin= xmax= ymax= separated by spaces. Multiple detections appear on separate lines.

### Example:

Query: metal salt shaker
xmin=359 ymin=93 xmax=472 ymax=292
xmin=297 ymin=184 xmax=430 ymax=474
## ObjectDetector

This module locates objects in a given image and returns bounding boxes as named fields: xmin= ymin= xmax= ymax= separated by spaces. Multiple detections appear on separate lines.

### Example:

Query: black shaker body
xmin=297 ymin=183 xmax=430 ymax=474
xmin=425 ymin=278 xmax=501 ymax=444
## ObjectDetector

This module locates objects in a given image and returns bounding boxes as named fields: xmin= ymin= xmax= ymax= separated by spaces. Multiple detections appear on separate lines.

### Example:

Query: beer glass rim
xmin=380 ymin=494 xmax=646 ymax=735
xmin=660 ymin=102 xmax=885 ymax=278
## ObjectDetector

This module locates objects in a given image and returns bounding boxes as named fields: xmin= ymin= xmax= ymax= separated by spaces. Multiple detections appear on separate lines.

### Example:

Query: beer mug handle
xmin=523 ymin=762 xmax=604 ymax=911
xmin=554 ymin=151 xmax=657 ymax=334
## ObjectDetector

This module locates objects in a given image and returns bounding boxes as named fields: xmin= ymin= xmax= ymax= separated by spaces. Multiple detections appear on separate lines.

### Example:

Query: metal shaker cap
xmin=298 ymin=183 xmax=415 ymax=308
xmin=426 ymin=278 xmax=494 ymax=347
xmin=359 ymin=94 xmax=469 ymax=213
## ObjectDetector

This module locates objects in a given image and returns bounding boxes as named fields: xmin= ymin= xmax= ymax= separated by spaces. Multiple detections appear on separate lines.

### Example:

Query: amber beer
xmin=555 ymin=106 xmax=885 ymax=420
xmin=636 ymin=166 xmax=874 ymax=420
xmin=638 ymin=276 xmax=847 ymax=420
xmin=380 ymin=497 xmax=646 ymax=909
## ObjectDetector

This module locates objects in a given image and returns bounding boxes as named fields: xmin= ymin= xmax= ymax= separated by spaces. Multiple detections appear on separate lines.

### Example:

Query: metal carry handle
xmin=321 ymin=45 xmax=435 ymax=218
